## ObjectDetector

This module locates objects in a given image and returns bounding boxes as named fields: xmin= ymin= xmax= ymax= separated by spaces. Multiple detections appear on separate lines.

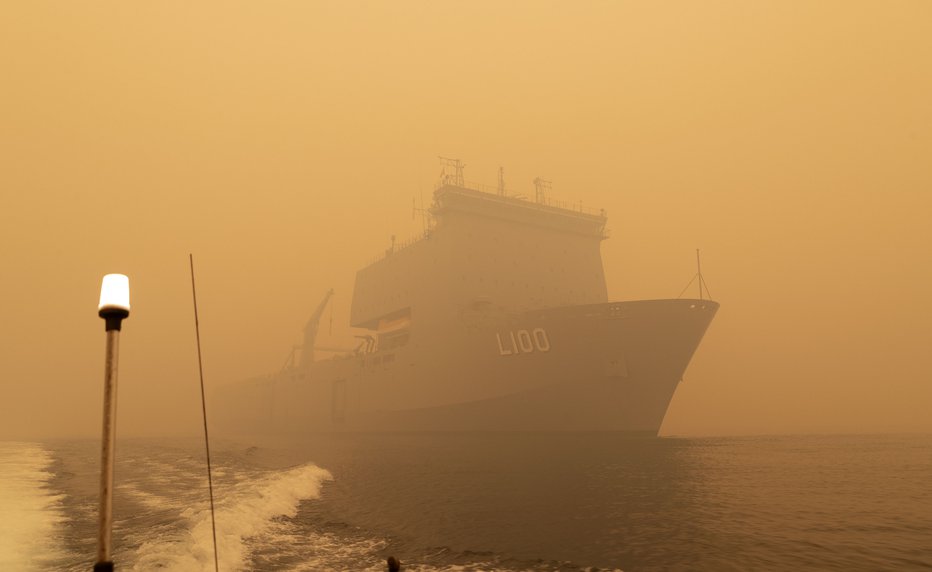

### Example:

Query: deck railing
xmin=437 ymin=180 xmax=607 ymax=218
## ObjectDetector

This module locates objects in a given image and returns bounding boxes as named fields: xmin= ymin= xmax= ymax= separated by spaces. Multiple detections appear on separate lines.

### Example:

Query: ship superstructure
xmin=214 ymin=164 xmax=718 ymax=434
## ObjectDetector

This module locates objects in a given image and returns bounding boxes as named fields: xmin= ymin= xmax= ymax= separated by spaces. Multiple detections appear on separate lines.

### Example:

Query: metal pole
xmin=696 ymin=249 xmax=703 ymax=300
xmin=95 ymin=327 xmax=121 ymax=572
xmin=94 ymin=272 xmax=129 ymax=572
xmin=189 ymin=254 xmax=221 ymax=572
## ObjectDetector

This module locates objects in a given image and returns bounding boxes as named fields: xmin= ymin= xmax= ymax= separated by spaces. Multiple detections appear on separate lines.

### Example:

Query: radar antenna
xmin=439 ymin=156 xmax=465 ymax=186
xmin=533 ymin=177 xmax=552 ymax=204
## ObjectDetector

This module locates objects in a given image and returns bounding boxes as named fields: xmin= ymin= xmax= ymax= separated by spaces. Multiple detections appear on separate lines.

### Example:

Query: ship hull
xmin=214 ymin=299 xmax=718 ymax=435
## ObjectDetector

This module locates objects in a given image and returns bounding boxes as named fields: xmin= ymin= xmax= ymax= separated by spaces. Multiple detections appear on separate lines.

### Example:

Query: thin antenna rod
xmin=189 ymin=254 xmax=220 ymax=572
xmin=696 ymin=249 xmax=703 ymax=300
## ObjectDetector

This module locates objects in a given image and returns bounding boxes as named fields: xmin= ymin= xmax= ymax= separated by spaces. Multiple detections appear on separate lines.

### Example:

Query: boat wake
xmin=0 ymin=442 xmax=71 ymax=570
xmin=127 ymin=462 xmax=332 ymax=571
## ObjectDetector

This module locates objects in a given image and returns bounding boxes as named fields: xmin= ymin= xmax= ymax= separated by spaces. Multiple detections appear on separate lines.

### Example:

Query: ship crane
xmin=300 ymin=288 xmax=334 ymax=368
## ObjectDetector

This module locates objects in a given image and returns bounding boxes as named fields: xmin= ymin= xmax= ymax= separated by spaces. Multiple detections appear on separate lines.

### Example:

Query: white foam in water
xmin=0 ymin=442 xmax=70 ymax=570
xmin=130 ymin=463 xmax=332 ymax=571
xmin=279 ymin=528 xmax=390 ymax=571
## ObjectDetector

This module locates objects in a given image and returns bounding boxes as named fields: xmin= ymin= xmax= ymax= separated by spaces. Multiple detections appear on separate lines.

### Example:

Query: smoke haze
xmin=1 ymin=1 xmax=930 ymax=438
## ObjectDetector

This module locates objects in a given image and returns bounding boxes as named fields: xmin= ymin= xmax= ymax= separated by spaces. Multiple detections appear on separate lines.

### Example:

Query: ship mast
xmin=677 ymin=249 xmax=713 ymax=300
xmin=697 ymin=249 xmax=703 ymax=300
xmin=439 ymin=156 xmax=465 ymax=186
xmin=533 ymin=177 xmax=552 ymax=204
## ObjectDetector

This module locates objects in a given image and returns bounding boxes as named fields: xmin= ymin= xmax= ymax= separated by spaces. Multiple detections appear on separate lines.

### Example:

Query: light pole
xmin=95 ymin=274 xmax=130 ymax=572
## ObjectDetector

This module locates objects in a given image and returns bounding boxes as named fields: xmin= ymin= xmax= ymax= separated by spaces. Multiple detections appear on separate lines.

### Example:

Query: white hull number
xmin=496 ymin=328 xmax=551 ymax=356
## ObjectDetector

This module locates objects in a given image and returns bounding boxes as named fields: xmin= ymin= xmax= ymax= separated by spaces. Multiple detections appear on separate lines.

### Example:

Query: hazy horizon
xmin=2 ymin=1 xmax=930 ymax=440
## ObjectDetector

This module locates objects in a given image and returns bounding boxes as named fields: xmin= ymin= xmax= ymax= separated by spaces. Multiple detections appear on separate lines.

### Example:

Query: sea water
xmin=0 ymin=433 xmax=930 ymax=571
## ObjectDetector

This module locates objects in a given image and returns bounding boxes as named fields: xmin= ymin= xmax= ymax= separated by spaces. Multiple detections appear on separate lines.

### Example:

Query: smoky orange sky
xmin=1 ymin=1 xmax=930 ymax=439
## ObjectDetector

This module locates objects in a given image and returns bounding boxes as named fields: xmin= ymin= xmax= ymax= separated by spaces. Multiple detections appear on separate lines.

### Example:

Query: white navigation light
xmin=94 ymin=272 xmax=131 ymax=567
xmin=98 ymin=274 xmax=130 ymax=314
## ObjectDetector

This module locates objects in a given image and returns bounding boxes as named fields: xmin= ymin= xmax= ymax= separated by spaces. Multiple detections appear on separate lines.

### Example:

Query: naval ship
xmin=214 ymin=162 xmax=718 ymax=435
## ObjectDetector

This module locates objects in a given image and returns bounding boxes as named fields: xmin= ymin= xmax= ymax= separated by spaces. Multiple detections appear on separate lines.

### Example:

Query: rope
xmin=699 ymin=275 xmax=714 ymax=300
xmin=189 ymin=254 xmax=221 ymax=572
xmin=676 ymin=274 xmax=698 ymax=299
